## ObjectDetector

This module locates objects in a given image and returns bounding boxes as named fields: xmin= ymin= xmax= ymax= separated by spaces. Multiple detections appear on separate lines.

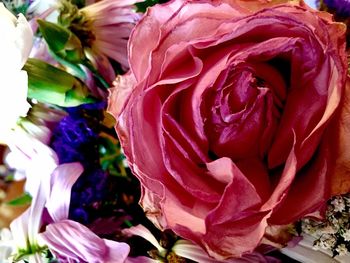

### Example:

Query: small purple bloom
xmin=50 ymin=102 xmax=105 ymax=168
xmin=69 ymin=169 xmax=108 ymax=224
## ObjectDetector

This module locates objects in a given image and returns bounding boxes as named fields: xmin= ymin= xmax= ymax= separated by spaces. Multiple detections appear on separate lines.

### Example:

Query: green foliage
xmin=24 ymin=58 xmax=95 ymax=107
xmin=2 ymin=0 xmax=30 ymax=15
xmin=136 ymin=0 xmax=166 ymax=13
xmin=6 ymin=192 xmax=32 ymax=206
xmin=99 ymin=134 xmax=127 ymax=177
xmin=37 ymin=19 xmax=85 ymax=64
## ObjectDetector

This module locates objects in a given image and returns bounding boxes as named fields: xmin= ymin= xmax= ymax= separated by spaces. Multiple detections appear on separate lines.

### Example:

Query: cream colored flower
xmin=331 ymin=197 xmax=346 ymax=212
xmin=0 ymin=3 xmax=33 ymax=144
xmin=342 ymin=229 xmax=350 ymax=242
xmin=336 ymin=244 xmax=349 ymax=256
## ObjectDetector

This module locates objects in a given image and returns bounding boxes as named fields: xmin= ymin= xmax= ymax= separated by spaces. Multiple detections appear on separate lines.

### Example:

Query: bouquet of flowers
xmin=0 ymin=0 xmax=350 ymax=262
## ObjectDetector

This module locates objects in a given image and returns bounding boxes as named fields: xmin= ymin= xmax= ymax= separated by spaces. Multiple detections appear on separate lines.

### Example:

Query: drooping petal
xmin=39 ymin=220 xmax=129 ymax=263
xmin=123 ymin=225 xmax=166 ymax=256
xmin=46 ymin=163 xmax=84 ymax=222
xmin=103 ymin=239 xmax=131 ymax=263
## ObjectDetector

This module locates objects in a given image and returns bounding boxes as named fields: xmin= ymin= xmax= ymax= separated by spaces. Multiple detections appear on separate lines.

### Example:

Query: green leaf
xmin=98 ymin=134 xmax=127 ymax=177
xmin=136 ymin=0 xmax=166 ymax=12
xmin=6 ymin=192 xmax=32 ymax=206
xmin=24 ymin=58 xmax=96 ymax=107
xmin=49 ymin=50 xmax=86 ymax=80
xmin=37 ymin=19 xmax=85 ymax=63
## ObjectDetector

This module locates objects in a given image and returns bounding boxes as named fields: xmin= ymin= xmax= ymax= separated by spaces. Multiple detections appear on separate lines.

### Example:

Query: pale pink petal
xmin=39 ymin=220 xmax=129 ymax=263
xmin=103 ymin=239 xmax=130 ymax=263
xmin=46 ymin=163 xmax=84 ymax=222
xmin=107 ymin=72 xmax=136 ymax=118
xmin=123 ymin=225 xmax=166 ymax=255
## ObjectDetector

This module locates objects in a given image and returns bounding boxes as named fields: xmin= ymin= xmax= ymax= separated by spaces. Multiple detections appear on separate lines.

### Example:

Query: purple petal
xmin=39 ymin=219 xmax=129 ymax=262
xmin=103 ymin=239 xmax=130 ymax=263
xmin=46 ymin=163 xmax=84 ymax=222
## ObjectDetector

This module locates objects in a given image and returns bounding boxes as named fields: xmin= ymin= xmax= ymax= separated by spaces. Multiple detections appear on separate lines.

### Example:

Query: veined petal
xmin=46 ymin=163 xmax=84 ymax=222
xmin=10 ymin=210 xmax=29 ymax=251
xmin=39 ymin=220 xmax=130 ymax=262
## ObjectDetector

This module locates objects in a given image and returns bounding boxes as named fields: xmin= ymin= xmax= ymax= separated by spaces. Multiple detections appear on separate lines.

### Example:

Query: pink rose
xmin=108 ymin=0 xmax=348 ymax=259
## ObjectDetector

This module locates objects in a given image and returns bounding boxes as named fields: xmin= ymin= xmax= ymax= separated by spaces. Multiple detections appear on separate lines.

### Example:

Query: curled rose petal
xmin=108 ymin=0 xmax=348 ymax=259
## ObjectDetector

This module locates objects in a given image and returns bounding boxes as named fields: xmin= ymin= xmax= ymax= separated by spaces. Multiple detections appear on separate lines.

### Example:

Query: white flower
xmin=318 ymin=235 xmax=337 ymax=250
xmin=27 ymin=0 xmax=59 ymax=22
xmin=336 ymin=244 xmax=348 ymax=256
xmin=331 ymin=197 xmax=346 ymax=212
xmin=0 ymin=3 xmax=33 ymax=144
xmin=342 ymin=229 xmax=350 ymax=242
xmin=0 ymin=228 xmax=15 ymax=263
xmin=302 ymin=220 xmax=316 ymax=235
xmin=343 ymin=195 xmax=350 ymax=205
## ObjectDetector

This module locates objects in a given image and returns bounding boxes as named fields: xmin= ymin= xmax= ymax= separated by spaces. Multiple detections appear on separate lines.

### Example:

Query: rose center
xmin=202 ymin=60 xmax=288 ymax=161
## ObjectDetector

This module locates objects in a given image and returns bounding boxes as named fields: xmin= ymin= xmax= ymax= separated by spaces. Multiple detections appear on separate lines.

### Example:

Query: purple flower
xmin=69 ymin=168 xmax=108 ymax=224
xmin=8 ymin=162 xmax=130 ymax=262
xmin=50 ymin=102 xmax=105 ymax=168
xmin=79 ymin=0 xmax=143 ymax=69
xmin=324 ymin=0 xmax=350 ymax=17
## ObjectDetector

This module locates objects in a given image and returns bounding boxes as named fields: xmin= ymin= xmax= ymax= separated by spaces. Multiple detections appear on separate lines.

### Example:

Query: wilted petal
xmin=108 ymin=72 xmax=136 ymax=118
xmin=110 ymin=0 xmax=347 ymax=259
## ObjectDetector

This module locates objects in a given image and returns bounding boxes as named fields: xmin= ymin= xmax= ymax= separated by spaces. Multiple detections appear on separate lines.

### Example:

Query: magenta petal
xmin=39 ymin=220 xmax=130 ymax=263
xmin=46 ymin=163 xmax=84 ymax=222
